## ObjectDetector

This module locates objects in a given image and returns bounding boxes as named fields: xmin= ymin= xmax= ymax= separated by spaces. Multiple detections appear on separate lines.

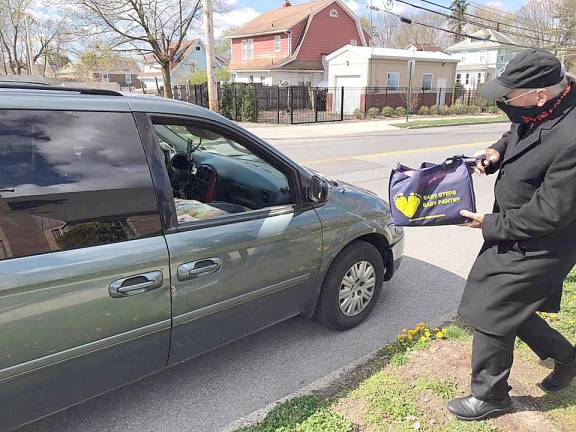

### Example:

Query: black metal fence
xmin=167 ymin=82 xmax=495 ymax=125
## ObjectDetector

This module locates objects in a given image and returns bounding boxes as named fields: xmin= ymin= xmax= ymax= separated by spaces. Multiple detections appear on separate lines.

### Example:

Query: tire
xmin=316 ymin=241 xmax=386 ymax=330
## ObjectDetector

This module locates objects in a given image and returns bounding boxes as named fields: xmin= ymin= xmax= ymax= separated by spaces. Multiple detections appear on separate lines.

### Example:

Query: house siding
xmin=230 ymin=32 xmax=290 ymax=70
xmin=296 ymin=2 xmax=363 ymax=62
xmin=290 ymin=20 xmax=307 ymax=54
xmin=369 ymin=59 xmax=457 ymax=88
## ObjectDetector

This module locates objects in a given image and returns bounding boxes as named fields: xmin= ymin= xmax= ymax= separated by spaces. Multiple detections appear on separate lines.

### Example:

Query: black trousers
xmin=471 ymin=313 xmax=575 ymax=401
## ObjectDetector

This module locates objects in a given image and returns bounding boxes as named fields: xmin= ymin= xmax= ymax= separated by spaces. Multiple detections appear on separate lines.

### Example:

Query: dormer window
xmin=330 ymin=9 xmax=338 ymax=17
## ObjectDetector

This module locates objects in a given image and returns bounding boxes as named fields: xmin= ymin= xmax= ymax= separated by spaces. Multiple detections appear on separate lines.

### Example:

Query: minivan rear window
xmin=0 ymin=110 xmax=162 ymax=261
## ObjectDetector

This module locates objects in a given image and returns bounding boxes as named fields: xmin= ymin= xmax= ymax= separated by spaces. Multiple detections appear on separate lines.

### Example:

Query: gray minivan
xmin=0 ymin=84 xmax=404 ymax=430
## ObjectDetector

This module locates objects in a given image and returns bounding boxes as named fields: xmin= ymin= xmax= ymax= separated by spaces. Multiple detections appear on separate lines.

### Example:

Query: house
xmin=91 ymin=58 xmax=142 ymax=89
xmin=138 ymin=39 xmax=225 ymax=92
xmin=445 ymin=29 xmax=523 ymax=90
xmin=229 ymin=0 xmax=369 ymax=87
xmin=326 ymin=46 xmax=459 ymax=114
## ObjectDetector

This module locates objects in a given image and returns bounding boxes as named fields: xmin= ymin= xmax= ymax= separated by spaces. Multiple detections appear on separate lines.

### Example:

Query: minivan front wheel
xmin=316 ymin=241 xmax=385 ymax=330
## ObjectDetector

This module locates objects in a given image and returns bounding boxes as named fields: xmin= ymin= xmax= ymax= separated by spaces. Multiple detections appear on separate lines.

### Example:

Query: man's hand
xmin=474 ymin=148 xmax=501 ymax=175
xmin=460 ymin=210 xmax=484 ymax=228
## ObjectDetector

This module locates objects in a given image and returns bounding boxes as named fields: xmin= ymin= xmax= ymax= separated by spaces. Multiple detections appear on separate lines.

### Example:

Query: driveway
xmin=18 ymin=122 xmax=510 ymax=432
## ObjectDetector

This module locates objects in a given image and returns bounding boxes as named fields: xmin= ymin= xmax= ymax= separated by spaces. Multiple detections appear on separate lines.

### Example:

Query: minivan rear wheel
xmin=316 ymin=241 xmax=385 ymax=330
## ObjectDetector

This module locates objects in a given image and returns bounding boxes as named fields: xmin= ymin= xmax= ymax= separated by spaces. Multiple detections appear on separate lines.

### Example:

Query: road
xmin=18 ymin=122 xmax=510 ymax=432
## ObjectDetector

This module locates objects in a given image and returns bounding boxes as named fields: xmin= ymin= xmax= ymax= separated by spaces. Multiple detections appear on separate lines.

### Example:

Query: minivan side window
xmin=152 ymin=120 xmax=293 ymax=225
xmin=0 ymin=110 xmax=162 ymax=261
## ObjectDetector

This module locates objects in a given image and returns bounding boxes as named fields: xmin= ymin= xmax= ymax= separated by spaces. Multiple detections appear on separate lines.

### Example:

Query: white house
xmin=445 ymin=29 xmax=524 ymax=90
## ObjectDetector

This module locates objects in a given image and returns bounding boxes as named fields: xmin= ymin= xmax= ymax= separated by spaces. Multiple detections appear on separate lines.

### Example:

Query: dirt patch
xmin=333 ymin=398 xmax=374 ymax=432
xmin=395 ymin=340 xmax=563 ymax=432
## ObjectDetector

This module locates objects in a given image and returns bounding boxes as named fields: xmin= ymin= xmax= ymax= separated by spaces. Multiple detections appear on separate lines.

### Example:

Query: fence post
xmin=277 ymin=85 xmax=280 ymax=124
xmin=340 ymin=86 xmax=344 ymax=121
xmin=385 ymin=86 xmax=388 ymax=107
xmin=364 ymin=87 xmax=368 ymax=119
xmin=289 ymin=86 xmax=294 ymax=125
xmin=254 ymin=84 xmax=258 ymax=123
xmin=467 ymin=90 xmax=472 ymax=106
xmin=314 ymin=88 xmax=318 ymax=123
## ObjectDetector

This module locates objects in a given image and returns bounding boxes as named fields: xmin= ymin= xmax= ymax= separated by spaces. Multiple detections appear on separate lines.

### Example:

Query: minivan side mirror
xmin=308 ymin=175 xmax=330 ymax=204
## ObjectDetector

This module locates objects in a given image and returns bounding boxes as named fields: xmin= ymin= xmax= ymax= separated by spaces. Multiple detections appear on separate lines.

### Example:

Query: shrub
xmin=395 ymin=106 xmax=407 ymax=117
xmin=381 ymin=106 xmax=395 ymax=117
xmin=467 ymin=105 xmax=481 ymax=114
xmin=418 ymin=105 xmax=431 ymax=116
xmin=352 ymin=108 xmax=364 ymax=119
xmin=219 ymin=82 xmax=235 ymax=120
xmin=486 ymin=105 xmax=500 ymax=114
xmin=367 ymin=107 xmax=380 ymax=118
xmin=241 ymin=83 xmax=257 ymax=122
xmin=429 ymin=105 xmax=441 ymax=116
xmin=449 ymin=104 xmax=460 ymax=115
xmin=439 ymin=105 xmax=451 ymax=116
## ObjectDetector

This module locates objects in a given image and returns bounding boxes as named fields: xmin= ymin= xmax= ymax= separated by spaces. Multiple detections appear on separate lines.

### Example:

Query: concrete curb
xmin=221 ymin=311 xmax=458 ymax=432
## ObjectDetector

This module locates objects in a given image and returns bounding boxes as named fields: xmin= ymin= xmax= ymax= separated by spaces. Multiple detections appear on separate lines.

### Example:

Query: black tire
xmin=315 ymin=241 xmax=385 ymax=330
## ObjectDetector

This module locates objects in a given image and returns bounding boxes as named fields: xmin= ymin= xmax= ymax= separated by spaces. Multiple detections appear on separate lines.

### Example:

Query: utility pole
xmin=202 ymin=0 xmax=219 ymax=112
xmin=25 ymin=15 xmax=35 ymax=76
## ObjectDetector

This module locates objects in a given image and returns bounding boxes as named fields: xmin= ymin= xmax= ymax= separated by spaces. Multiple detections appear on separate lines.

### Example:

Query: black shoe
xmin=447 ymin=395 xmax=512 ymax=421
xmin=540 ymin=351 xmax=576 ymax=392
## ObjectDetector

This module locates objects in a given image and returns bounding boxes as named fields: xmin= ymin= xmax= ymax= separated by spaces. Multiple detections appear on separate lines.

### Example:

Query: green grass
xmin=415 ymin=377 xmax=460 ymax=401
xmin=392 ymin=116 xmax=509 ymax=129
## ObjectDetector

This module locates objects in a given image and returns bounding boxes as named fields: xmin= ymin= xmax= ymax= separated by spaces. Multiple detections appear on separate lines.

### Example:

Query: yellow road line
xmin=303 ymin=140 xmax=496 ymax=165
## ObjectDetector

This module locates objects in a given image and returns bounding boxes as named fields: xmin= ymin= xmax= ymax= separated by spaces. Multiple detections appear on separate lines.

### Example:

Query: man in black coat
xmin=448 ymin=49 xmax=576 ymax=421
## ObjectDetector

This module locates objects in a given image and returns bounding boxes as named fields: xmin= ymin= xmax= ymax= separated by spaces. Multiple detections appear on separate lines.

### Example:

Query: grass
xmin=392 ymin=116 xmax=509 ymax=129
xmin=236 ymin=271 xmax=576 ymax=432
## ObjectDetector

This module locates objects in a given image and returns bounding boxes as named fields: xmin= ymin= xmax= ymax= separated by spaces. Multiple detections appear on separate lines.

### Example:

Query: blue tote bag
xmin=389 ymin=155 xmax=480 ymax=226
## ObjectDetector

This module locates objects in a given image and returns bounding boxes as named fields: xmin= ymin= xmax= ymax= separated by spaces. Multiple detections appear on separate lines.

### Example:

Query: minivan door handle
xmin=178 ymin=258 xmax=222 ymax=282
xmin=109 ymin=271 xmax=163 ymax=298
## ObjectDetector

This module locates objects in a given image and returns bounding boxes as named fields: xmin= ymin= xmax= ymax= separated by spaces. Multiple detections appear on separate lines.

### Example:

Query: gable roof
xmin=230 ymin=0 xmax=336 ymax=38
xmin=143 ymin=39 xmax=200 ymax=64
xmin=326 ymin=46 xmax=459 ymax=63
xmin=446 ymin=29 xmax=521 ymax=52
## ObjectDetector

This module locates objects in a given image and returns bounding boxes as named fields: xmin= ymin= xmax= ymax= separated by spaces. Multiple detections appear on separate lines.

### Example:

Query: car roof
xmin=0 ymin=84 xmax=225 ymax=123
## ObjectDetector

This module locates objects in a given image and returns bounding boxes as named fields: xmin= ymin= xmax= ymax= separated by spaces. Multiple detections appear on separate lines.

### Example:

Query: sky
xmin=216 ymin=0 xmax=530 ymax=36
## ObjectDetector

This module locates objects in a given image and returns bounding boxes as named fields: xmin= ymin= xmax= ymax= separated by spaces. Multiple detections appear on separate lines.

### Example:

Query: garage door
xmin=334 ymin=75 xmax=362 ymax=115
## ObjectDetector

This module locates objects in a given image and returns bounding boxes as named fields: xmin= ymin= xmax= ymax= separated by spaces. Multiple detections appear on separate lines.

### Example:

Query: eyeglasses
xmin=498 ymin=89 xmax=538 ymax=105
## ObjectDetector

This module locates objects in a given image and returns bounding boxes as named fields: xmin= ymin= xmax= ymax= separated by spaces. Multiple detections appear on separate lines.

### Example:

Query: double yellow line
xmin=303 ymin=141 xmax=496 ymax=165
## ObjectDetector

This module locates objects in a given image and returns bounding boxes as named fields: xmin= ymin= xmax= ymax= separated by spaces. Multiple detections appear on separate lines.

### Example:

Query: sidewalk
xmin=241 ymin=115 xmax=504 ymax=140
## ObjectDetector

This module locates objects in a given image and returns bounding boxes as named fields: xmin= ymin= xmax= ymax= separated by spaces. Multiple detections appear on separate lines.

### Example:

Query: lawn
xmin=236 ymin=271 xmax=576 ymax=432
xmin=392 ymin=116 xmax=509 ymax=129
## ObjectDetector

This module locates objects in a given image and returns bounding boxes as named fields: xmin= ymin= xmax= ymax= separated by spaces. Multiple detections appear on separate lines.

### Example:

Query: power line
xmin=367 ymin=4 xmax=576 ymax=51
xmin=416 ymin=0 xmax=561 ymax=38
xmin=392 ymin=0 xmax=561 ymax=46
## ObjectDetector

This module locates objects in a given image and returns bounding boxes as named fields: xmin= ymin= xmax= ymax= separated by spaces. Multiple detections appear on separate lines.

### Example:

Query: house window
xmin=422 ymin=73 xmax=433 ymax=91
xmin=456 ymin=73 xmax=461 ymax=84
xmin=465 ymin=73 xmax=470 ymax=85
xmin=101 ymin=73 xmax=109 ymax=82
xmin=274 ymin=35 xmax=281 ymax=52
xmin=330 ymin=8 xmax=338 ymax=17
xmin=242 ymin=39 xmax=254 ymax=60
xmin=350 ymin=39 xmax=357 ymax=46
xmin=478 ymin=72 xmax=482 ymax=83
xmin=387 ymin=72 xmax=400 ymax=90
xmin=260 ymin=76 xmax=265 ymax=83
xmin=125 ymin=73 xmax=132 ymax=84
xmin=196 ymin=46 xmax=201 ymax=51
xmin=500 ymin=54 xmax=505 ymax=62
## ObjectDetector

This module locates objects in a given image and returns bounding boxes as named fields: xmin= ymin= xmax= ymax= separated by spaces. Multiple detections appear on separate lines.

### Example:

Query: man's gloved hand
xmin=473 ymin=148 xmax=501 ymax=175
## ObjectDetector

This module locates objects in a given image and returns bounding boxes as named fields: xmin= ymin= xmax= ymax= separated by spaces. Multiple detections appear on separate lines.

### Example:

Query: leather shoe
xmin=541 ymin=351 xmax=576 ymax=392
xmin=447 ymin=395 xmax=512 ymax=421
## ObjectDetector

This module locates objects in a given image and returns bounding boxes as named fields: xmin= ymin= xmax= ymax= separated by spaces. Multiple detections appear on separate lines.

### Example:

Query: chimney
xmin=283 ymin=1 xmax=291 ymax=7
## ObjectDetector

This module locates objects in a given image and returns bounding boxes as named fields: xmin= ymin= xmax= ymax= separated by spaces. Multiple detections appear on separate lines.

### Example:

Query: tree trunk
xmin=162 ymin=64 xmax=173 ymax=98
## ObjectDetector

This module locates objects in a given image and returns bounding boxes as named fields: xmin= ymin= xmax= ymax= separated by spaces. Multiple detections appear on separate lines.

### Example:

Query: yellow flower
xmin=397 ymin=335 xmax=403 ymax=341
xmin=424 ymin=331 xmax=431 ymax=338
xmin=420 ymin=336 xmax=428 ymax=342
xmin=442 ymin=328 xmax=448 ymax=334
xmin=436 ymin=331 xmax=445 ymax=338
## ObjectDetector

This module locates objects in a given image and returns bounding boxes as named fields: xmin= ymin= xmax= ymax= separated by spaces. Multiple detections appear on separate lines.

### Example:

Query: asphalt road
xmin=18 ymin=122 xmax=510 ymax=432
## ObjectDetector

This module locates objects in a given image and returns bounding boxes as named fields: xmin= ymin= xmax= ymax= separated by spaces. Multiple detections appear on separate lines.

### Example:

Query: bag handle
xmin=444 ymin=154 xmax=486 ymax=167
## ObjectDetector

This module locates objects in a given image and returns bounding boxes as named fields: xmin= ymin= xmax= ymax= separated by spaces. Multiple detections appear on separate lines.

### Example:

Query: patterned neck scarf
xmin=522 ymin=82 xmax=573 ymax=124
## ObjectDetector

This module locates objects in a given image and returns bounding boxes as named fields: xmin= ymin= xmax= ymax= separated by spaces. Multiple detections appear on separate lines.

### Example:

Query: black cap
xmin=480 ymin=49 xmax=565 ymax=100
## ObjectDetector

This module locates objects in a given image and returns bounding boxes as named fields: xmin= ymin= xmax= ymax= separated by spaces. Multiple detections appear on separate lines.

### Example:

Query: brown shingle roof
xmin=231 ymin=59 xmax=324 ymax=71
xmin=230 ymin=0 xmax=334 ymax=38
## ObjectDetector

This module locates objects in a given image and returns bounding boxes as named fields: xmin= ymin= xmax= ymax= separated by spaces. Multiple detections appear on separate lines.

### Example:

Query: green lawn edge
xmin=392 ymin=116 xmax=509 ymax=129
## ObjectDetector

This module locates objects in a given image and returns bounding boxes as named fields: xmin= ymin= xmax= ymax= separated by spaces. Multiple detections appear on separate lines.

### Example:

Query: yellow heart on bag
xmin=394 ymin=193 xmax=421 ymax=218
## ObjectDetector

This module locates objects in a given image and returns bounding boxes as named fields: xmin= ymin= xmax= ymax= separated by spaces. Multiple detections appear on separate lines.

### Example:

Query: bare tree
xmin=0 ymin=0 xmax=31 ymax=74
xmin=76 ymin=0 xmax=203 ymax=98
xmin=450 ymin=0 xmax=469 ymax=43
xmin=517 ymin=0 xmax=558 ymax=48
xmin=361 ymin=13 xmax=400 ymax=48
xmin=390 ymin=12 xmax=451 ymax=49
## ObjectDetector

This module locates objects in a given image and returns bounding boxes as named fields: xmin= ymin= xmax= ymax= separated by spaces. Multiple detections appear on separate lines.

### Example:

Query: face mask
xmin=496 ymin=84 xmax=571 ymax=124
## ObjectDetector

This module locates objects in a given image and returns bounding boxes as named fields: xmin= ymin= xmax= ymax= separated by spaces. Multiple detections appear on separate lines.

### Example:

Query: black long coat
xmin=458 ymin=79 xmax=576 ymax=336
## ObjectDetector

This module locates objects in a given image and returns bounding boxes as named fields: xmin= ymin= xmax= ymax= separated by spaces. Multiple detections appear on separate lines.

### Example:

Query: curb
xmin=221 ymin=311 xmax=458 ymax=432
